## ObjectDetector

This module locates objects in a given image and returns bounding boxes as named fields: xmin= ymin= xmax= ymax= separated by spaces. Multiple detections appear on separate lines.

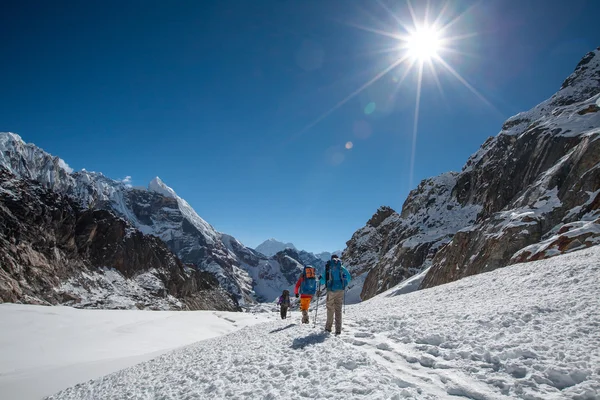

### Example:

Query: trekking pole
xmin=342 ymin=275 xmax=347 ymax=315
xmin=313 ymin=281 xmax=321 ymax=327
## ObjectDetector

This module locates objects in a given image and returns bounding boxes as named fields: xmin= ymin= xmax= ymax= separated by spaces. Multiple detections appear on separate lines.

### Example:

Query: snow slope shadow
xmin=290 ymin=332 xmax=329 ymax=349
xmin=268 ymin=323 xmax=296 ymax=334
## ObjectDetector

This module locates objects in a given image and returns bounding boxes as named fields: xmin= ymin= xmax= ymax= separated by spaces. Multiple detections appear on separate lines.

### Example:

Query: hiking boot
xmin=324 ymin=328 xmax=331 ymax=333
xmin=335 ymin=331 xmax=341 ymax=335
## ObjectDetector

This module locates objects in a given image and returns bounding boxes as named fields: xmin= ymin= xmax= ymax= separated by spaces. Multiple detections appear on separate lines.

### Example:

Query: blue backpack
xmin=325 ymin=258 xmax=347 ymax=291
xmin=300 ymin=266 xmax=317 ymax=295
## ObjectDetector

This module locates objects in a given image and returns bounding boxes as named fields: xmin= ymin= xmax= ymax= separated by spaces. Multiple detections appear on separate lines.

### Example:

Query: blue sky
xmin=1 ymin=0 xmax=599 ymax=253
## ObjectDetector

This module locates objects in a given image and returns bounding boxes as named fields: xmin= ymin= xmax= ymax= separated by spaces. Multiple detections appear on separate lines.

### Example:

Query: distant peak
xmin=255 ymin=238 xmax=297 ymax=256
xmin=148 ymin=176 xmax=177 ymax=198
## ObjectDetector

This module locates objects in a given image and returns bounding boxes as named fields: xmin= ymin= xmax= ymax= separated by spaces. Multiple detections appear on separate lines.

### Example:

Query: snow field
xmin=0 ymin=305 xmax=270 ymax=400
xmin=48 ymin=246 xmax=600 ymax=399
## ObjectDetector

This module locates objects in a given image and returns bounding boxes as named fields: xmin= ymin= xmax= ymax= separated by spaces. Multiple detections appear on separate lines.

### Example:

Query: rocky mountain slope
xmin=345 ymin=47 xmax=600 ymax=300
xmin=0 ymin=169 xmax=237 ymax=310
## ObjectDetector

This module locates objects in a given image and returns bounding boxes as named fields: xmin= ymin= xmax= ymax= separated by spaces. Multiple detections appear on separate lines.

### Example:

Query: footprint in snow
xmin=376 ymin=342 xmax=392 ymax=351
xmin=354 ymin=332 xmax=375 ymax=339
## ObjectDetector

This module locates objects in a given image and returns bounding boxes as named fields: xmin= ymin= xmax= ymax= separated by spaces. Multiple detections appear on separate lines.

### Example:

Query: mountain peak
xmin=0 ymin=131 xmax=74 ymax=177
xmin=554 ymin=47 xmax=600 ymax=107
xmin=499 ymin=46 xmax=600 ymax=137
xmin=0 ymin=132 xmax=25 ymax=145
xmin=255 ymin=238 xmax=297 ymax=257
xmin=560 ymin=47 xmax=600 ymax=91
xmin=148 ymin=176 xmax=177 ymax=198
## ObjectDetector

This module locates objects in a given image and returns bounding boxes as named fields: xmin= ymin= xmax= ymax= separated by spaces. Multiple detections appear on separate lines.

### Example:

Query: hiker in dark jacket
xmin=277 ymin=290 xmax=291 ymax=319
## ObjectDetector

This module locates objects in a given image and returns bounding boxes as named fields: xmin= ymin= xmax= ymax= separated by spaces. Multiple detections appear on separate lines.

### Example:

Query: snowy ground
xmin=45 ymin=246 xmax=600 ymax=399
xmin=0 ymin=305 xmax=271 ymax=399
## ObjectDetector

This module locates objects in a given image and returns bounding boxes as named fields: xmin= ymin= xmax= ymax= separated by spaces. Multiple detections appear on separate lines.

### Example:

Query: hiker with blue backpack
xmin=318 ymin=255 xmax=351 ymax=335
xmin=294 ymin=265 xmax=318 ymax=324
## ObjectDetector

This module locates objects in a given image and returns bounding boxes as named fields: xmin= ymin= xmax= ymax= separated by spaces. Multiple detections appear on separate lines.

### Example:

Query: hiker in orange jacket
xmin=294 ymin=265 xmax=318 ymax=324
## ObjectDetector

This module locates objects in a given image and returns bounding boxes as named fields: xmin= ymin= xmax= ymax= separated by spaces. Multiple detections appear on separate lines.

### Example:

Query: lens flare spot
xmin=345 ymin=141 xmax=353 ymax=149
xmin=364 ymin=102 xmax=376 ymax=115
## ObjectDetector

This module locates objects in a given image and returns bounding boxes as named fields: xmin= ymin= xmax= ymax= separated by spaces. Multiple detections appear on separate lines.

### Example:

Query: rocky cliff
xmin=0 ymin=169 xmax=238 ymax=310
xmin=344 ymin=47 xmax=600 ymax=299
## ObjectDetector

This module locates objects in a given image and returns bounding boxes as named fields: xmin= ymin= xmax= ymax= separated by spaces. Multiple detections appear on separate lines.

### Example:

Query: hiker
xmin=319 ymin=255 xmax=351 ymax=335
xmin=294 ymin=265 xmax=318 ymax=324
xmin=277 ymin=290 xmax=291 ymax=319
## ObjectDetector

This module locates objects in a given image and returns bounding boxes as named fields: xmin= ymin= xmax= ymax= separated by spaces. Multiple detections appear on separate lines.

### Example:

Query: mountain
xmin=0 ymin=133 xmax=302 ymax=306
xmin=315 ymin=250 xmax=342 ymax=261
xmin=0 ymin=168 xmax=237 ymax=310
xmin=255 ymin=238 xmax=341 ymax=266
xmin=255 ymin=238 xmax=297 ymax=257
xmin=345 ymin=47 xmax=600 ymax=300
xmin=221 ymin=234 xmax=302 ymax=302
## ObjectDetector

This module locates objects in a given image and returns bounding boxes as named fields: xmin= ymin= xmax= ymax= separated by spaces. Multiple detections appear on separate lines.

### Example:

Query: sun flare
xmin=296 ymin=1 xmax=493 ymax=191
xmin=405 ymin=26 xmax=442 ymax=62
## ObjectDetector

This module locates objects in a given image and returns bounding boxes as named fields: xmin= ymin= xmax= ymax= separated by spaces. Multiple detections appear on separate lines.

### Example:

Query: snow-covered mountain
xmin=220 ymin=234 xmax=302 ymax=302
xmin=0 ymin=133 xmax=312 ymax=306
xmin=345 ymin=46 xmax=600 ymax=300
xmin=254 ymin=238 xmax=296 ymax=257
xmin=0 ymin=134 xmax=256 ymax=305
xmin=0 ymin=169 xmax=237 ymax=310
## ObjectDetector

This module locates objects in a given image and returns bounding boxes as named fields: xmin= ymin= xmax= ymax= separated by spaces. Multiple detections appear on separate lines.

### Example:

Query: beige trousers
xmin=325 ymin=290 xmax=345 ymax=333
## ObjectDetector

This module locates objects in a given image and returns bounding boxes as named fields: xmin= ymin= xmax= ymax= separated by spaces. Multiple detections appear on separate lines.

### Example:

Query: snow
xmin=0 ymin=304 xmax=270 ymax=400
xmin=400 ymin=174 xmax=482 ymax=250
xmin=54 ymin=267 xmax=184 ymax=310
xmin=0 ymin=132 xmax=75 ymax=190
xmin=43 ymin=245 xmax=600 ymax=399
xmin=512 ymin=219 xmax=600 ymax=262
xmin=343 ymin=270 xmax=367 ymax=304
xmin=381 ymin=267 xmax=431 ymax=298
xmin=147 ymin=177 xmax=220 ymax=246
xmin=57 ymin=158 xmax=73 ymax=174
xmin=148 ymin=176 xmax=176 ymax=199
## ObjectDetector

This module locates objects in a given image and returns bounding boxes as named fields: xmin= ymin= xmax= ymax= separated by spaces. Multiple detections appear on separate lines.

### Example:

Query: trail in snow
xmin=48 ymin=246 xmax=600 ymax=400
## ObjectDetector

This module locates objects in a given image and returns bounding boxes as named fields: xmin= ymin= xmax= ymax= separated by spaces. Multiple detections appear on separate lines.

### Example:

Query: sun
xmin=405 ymin=25 xmax=442 ymax=62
